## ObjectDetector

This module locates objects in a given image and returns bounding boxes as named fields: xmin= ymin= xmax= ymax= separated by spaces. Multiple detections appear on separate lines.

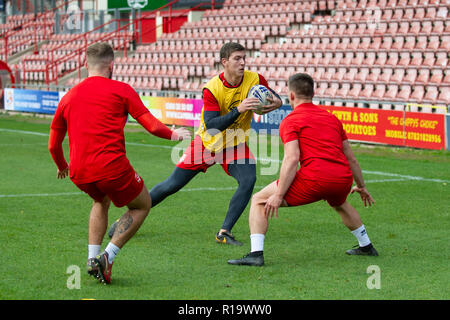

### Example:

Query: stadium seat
xmin=384 ymin=84 xmax=399 ymax=101
xmin=416 ymin=69 xmax=430 ymax=84
xmin=372 ymin=84 xmax=387 ymax=100
xmin=398 ymin=52 xmax=411 ymax=66
xmin=423 ymin=86 xmax=439 ymax=103
xmin=404 ymin=68 xmax=418 ymax=83
xmin=396 ymin=85 xmax=412 ymax=101
xmin=410 ymin=85 xmax=425 ymax=101
xmin=360 ymin=84 xmax=374 ymax=99
xmin=381 ymin=68 xmax=394 ymax=83
xmin=429 ymin=69 xmax=443 ymax=84
xmin=336 ymin=83 xmax=351 ymax=98
xmin=347 ymin=83 xmax=363 ymax=102
xmin=374 ymin=52 xmax=388 ymax=66
xmin=355 ymin=68 xmax=370 ymax=82
xmin=391 ymin=68 xmax=406 ymax=83
xmin=367 ymin=67 xmax=381 ymax=82
xmin=436 ymin=87 xmax=450 ymax=104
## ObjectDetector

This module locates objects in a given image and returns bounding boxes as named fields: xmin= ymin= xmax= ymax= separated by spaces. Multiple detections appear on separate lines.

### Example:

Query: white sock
xmin=105 ymin=242 xmax=121 ymax=264
xmin=351 ymin=225 xmax=371 ymax=247
xmin=88 ymin=244 xmax=101 ymax=259
xmin=250 ymin=233 xmax=265 ymax=252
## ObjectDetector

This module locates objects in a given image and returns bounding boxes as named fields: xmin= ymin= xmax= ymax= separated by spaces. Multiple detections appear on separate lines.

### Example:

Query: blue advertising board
xmin=251 ymin=104 xmax=292 ymax=134
xmin=446 ymin=114 xmax=450 ymax=150
xmin=3 ymin=88 xmax=64 ymax=114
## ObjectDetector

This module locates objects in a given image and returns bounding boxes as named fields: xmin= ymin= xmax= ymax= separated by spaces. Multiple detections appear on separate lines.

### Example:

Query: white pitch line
xmin=1 ymin=128 xmax=448 ymax=184
xmin=0 ymin=128 xmax=49 ymax=136
xmin=0 ymin=177 xmax=438 ymax=199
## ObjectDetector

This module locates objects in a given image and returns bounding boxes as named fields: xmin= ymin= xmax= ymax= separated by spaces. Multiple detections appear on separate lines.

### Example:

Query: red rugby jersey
xmin=50 ymin=76 xmax=165 ymax=184
xmin=279 ymin=102 xmax=353 ymax=182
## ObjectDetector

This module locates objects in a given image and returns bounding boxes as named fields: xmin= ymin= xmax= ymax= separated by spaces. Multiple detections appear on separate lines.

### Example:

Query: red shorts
xmin=280 ymin=171 xmax=353 ymax=207
xmin=75 ymin=166 xmax=144 ymax=208
xmin=176 ymin=135 xmax=255 ymax=175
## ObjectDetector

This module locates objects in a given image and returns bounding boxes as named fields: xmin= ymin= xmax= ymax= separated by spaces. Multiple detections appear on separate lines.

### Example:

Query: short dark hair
xmin=288 ymin=73 xmax=315 ymax=98
xmin=220 ymin=42 xmax=246 ymax=60
xmin=86 ymin=42 xmax=114 ymax=69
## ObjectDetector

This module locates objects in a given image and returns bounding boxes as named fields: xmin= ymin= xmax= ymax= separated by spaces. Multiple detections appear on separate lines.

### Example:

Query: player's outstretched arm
xmin=342 ymin=140 xmax=375 ymax=207
xmin=136 ymin=112 xmax=191 ymax=141
xmin=48 ymin=128 xmax=68 ymax=179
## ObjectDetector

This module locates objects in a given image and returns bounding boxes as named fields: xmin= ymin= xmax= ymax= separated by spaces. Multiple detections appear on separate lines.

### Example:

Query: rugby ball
xmin=247 ymin=85 xmax=273 ymax=115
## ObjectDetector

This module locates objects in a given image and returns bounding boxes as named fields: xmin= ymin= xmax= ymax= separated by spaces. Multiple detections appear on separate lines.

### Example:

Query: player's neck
xmin=293 ymin=99 xmax=313 ymax=109
xmin=88 ymin=73 xmax=109 ymax=78
xmin=223 ymin=71 xmax=242 ymax=87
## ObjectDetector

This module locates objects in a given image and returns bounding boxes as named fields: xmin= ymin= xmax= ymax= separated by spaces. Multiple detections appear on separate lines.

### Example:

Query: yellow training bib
xmin=196 ymin=70 xmax=260 ymax=152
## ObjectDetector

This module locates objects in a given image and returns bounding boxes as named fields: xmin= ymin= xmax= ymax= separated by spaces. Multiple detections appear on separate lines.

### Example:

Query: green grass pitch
xmin=0 ymin=113 xmax=448 ymax=300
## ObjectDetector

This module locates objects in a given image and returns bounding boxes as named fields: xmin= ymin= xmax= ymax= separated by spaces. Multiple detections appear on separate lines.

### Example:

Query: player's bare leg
xmin=249 ymin=181 xmax=287 ymax=234
xmin=95 ymin=185 xmax=151 ymax=284
xmin=111 ymin=184 xmax=151 ymax=248
xmin=89 ymin=196 xmax=111 ymax=245
xmin=229 ymin=181 xmax=287 ymax=266
xmin=87 ymin=197 xmax=111 ymax=277
xmin=333 ymin=201 xmax=378 ymax=256
xmin=332 ymin=201 xmax=363 ymax=231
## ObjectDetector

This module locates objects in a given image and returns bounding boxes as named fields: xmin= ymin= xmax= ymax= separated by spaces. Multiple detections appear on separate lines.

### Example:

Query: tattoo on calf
xmin=117 ymin=212 xmax=133 ymax=235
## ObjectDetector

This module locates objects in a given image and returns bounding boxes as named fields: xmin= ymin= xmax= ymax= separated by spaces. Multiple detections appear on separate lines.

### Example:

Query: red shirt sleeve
xmin=50 ymin=95 xmax=67 ymax=131
xmin=202 ymin=88 xmax=220 ymax=112
xmin=258 ymin=74 xmax=269 ymax=88
xmin=136 ymin=112 xmax=174 ymax=140
xmin=279 ymin=117 xmax=298 ymax=145
xmin=48 ymin=128 xmax=68 ymax=171
xmin=123 ymin=84 xmax=150 ymax=120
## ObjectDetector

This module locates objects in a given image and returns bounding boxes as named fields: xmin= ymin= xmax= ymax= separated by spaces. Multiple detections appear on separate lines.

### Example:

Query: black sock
xmin=249 ymin=251 xmax=263 ymax=257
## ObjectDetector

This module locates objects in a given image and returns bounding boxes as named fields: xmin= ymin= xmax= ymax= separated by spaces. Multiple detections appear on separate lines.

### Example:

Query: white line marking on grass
xmin=0 ymin=192 xmax=83 ymax=198
xmin=3 ymin=128 xmax=448 ymax=184
xmin=0 ymin=128 xmax=49 ymax=136
xmin=362 ymin=170 xmax=449 ymax=183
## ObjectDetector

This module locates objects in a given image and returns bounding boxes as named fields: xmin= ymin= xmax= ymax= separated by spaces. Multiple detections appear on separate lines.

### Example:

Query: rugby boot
xmin=94 ymin=251 xmax=113 ymax=284
xmin=346 ymin=243 xmax=379 ymax=256
xmin=216 ymin=231 xmax=243 ymax=246
xmin=228 ymin=251 xmax=264 ymax=266
xmin=86 ymin=258 xmax=98 ymax=278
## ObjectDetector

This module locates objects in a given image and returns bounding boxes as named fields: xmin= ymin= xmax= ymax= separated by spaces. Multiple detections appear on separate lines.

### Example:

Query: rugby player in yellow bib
xmin=108 ymin=42 xmax=282 ymax=245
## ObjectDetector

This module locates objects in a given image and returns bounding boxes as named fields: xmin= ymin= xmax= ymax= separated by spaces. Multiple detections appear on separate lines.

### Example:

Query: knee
xmin=251 ymin=190 xmax=265 ymax=207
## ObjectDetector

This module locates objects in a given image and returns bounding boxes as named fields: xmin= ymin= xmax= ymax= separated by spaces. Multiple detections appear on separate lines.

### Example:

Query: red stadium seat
xmin=372 ymin=84 xmax=387 ymax=99
xmin=396 ymin=85 xmax=412 ymax=101
xmin=391 ymin=68 xmax=406 ymax=83
xmin=423 ymin=86 xmax=439 ymax=103
xmin=344 ymin=67 xmax=358 ymax=81
xmin=380 ymin=68 xmax=393 ymax=83
xmin=384 ymin=84 xmax=399 ymax=101
xmin=336 ymin=83 xmax=351 ymax=98
xmin=410 ymin=85 xmax=425 ymax=101
xmin=398 ymin=52 xmax=411 ymax=66
xmin=416 ymin=69 xmax=430 ymax=84
xmin=404 ymin=68 xmax=418 ymax=83
xmin=355 ymin=67 xmax=369 ymax=82
xmin=436 ymin=88 xmax=450 ymax=104
xmin=422 ymin=52 xmax=436 ymax=67
xmin=367 ymin=67 xmax=381 ymax=82
xmin=347 ymin=83 xmax=363 ymax=99
xmin=386 ymin=52 xmax=399 ymax=66
xmin=360 ymin=84 xmax=374 ymax=99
